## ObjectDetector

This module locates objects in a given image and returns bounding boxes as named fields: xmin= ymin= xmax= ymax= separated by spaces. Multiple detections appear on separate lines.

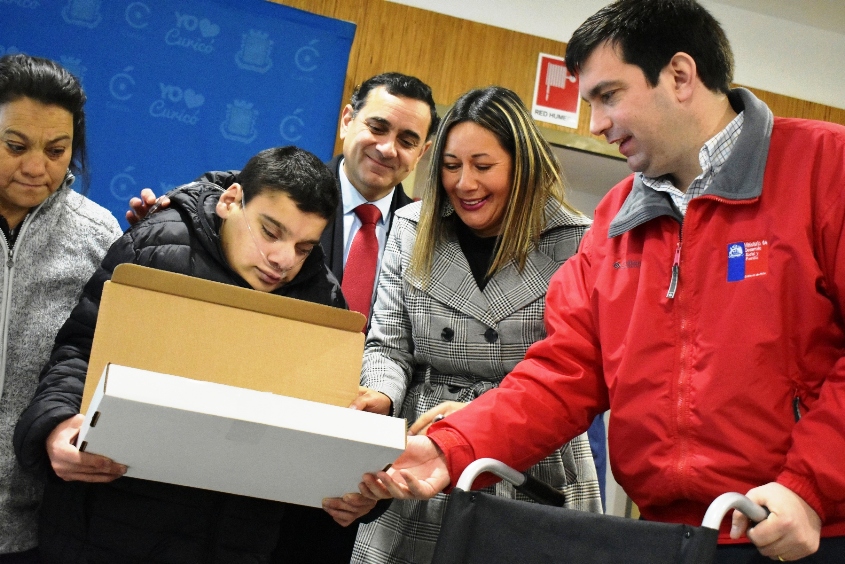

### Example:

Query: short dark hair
xmin=349 ymin=72 xmax=440 ymax=139
xmin=0 ymin=53 xmax=89 ymax=186
xmin=239 ymin=146 xmax=338 ymax=221
xmin=565 ymin=0 xmax=734 ymax=94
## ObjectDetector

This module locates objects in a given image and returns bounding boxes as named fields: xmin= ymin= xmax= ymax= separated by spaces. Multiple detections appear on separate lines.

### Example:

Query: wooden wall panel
xmin=746 ymin=86 xmax=845 ymax=124
xmin=275 ymin=0 xmax=845 ymax=156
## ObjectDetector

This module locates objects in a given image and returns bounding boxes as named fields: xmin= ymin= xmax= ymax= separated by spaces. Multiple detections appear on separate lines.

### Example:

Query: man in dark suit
xmin=319 ymin=73 xmax=438 ymax=288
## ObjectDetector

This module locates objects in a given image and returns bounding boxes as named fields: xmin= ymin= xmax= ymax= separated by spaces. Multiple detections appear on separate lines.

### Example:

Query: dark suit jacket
xmin=320 ymin=155 xmax=414 ymax=284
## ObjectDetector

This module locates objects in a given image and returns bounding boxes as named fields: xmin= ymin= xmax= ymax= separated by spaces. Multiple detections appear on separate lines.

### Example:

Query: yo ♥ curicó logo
xmin=149 ymin=83 xmax=204 ymax=126
xmin=165 ymin=12 xmax=219 ymax=54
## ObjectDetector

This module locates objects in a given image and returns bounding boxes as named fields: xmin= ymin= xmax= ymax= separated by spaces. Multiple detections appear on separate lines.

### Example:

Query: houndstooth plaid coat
xmin=353 ymin=200 xmax=603 ymax=564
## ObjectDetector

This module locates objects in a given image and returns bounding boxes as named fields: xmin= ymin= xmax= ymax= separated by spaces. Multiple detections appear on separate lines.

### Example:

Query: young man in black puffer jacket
xmin=13 ymin=146 xmax=358 ymax=563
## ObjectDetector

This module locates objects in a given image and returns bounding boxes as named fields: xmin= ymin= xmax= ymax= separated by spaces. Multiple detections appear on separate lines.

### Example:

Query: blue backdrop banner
xmin=3 ymin=0 xmax=355 ymax=228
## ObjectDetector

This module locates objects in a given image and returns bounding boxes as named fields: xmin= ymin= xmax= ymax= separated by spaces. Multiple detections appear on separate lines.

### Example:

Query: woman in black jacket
xmin=14 ymin=146 xmax=346 ymax=564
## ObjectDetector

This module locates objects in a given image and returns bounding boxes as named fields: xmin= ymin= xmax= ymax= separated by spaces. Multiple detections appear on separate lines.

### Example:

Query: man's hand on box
xmin=46 ymin=414 xmax=127 ymax=482
xmin=349 ymin=386 xmax=392 ymax=415
xmin=126 ymin=188 xmax=170 ymax=226
xmin=322 ymin=492 xmax=378 ymax=527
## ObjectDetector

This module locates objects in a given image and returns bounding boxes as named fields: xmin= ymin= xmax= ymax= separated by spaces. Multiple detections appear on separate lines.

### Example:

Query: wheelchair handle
xmin=455 ymin=458 xmax=567 ymax=506
xmin=455 ymin=458 xmax=770 ymax=525
xmin=455 ymin=458 xmax=525 ymax=491
xmin=701 ymin=492 xmax=769 ymax=530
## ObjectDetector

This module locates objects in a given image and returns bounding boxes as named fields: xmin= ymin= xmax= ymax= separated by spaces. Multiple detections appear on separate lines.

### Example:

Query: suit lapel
xmin=421 ymin=234 xmax=495 ymax=326
xmin=416 ymin=237 xmax=558 ymax=327
xmin=319 ymin=155 xmax=346 ymax=282
xmin=386 ymin=181 xmax=412 ymax=238
xmin=410 ymin=199 xmax=585 ymax=325
xmin=482 ymin=199 xmax=590 ymax=322
xmin=482 ymin=247 xmax=559 ymax=323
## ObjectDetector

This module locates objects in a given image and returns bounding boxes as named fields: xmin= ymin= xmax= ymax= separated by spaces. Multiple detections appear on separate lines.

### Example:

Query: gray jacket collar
xmin=403 ymin=199 xmax=590 ymax=326
xmin=608 ymin=88 xmax=774 ymax=238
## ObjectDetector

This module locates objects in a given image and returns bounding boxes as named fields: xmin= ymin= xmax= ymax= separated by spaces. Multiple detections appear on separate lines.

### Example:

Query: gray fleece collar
xmin=608 ymin=88 xmax=774 ymax=238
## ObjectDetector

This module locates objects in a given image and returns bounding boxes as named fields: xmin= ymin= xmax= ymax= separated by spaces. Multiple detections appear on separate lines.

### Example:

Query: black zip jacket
xmin=14 ymin=183 xmax=345 ymax=564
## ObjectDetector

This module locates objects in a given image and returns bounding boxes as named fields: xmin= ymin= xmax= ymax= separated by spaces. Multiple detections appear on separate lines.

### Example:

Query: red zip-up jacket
xmin=430 ymin=89 xmax=845 ymax=541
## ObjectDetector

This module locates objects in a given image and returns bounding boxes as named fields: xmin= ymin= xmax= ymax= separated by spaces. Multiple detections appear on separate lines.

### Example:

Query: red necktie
xmin=342 ymin=204 xmax=382 ymax=321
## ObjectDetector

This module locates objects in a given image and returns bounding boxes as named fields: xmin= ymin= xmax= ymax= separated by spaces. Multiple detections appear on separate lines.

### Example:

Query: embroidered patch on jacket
xmin=613 ymin=260 xmax=641 ymax=270
xmin=727 ymin=240 xmax=768 ymax=282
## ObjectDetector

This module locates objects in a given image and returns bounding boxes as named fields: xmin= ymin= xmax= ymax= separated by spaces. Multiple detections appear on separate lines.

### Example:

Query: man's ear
xmin=339 ymin=104 xmax=355 ymax=140
xmin=411 ymin=139 xmax=433 ymax=170
xmin=666 ymin=52 xmax=697 ymax=102
xmin=419 ymin=139 xmax=433 ymax=160
xmin=216 ymin=183 xmax=242 ymax=219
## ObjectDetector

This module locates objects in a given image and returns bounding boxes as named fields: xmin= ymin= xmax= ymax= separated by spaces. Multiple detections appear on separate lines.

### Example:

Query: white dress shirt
xmin=338 ymin=159 xmax=395 ymax=280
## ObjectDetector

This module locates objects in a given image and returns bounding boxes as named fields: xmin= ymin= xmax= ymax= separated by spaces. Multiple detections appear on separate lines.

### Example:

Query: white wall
xmin=703 ymin=1 xmax=845 ymax=109
xmin=388 ymin=0 xmax=845 ymax=110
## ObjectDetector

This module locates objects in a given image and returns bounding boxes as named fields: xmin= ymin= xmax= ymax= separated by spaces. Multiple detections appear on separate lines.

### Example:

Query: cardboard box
xmin=78 ymin=364 xmax=406 ymax=507
xmin=81 ymin=263 xmax=367 ymax=414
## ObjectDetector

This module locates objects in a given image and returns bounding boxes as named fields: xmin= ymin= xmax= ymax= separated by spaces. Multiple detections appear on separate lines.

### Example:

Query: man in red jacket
xmin=358 ymin=1 xmax=845 ymax=562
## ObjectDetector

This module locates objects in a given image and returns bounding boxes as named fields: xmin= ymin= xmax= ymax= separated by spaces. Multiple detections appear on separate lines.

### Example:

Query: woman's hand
xmin=322 ymin=493 xmax=378 ymax=527
xmin=349 ymin=386 xmax=392 ymax=415
xmin=408 ymin=401 xmax=467 ymax=436
xmin=46 ymin=414 xmax=127 ymax=483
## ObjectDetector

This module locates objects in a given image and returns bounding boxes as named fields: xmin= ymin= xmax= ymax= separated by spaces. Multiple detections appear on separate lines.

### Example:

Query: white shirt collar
xmin=338 ymin=158 xmax=394 ymax=223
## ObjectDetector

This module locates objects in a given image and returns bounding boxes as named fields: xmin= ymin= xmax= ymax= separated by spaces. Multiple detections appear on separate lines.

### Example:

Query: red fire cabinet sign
xmin=531 ymin=53 xmax=581 ymax=128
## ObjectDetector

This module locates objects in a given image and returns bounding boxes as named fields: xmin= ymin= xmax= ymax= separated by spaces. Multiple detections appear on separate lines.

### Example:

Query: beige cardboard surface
xmin=79 ymin=365 xmax=406 ymax=508
xmin=82 ymin=264 xmax=365 ymax=414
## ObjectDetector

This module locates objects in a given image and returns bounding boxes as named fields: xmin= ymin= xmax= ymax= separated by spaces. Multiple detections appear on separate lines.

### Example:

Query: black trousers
xmin=716 ymin=537 xmax=845 ymax=564
xmin=0 ymin=549 xmax=40 ymax=564
xmin=273 ymin=504 xmax=359 ymax=564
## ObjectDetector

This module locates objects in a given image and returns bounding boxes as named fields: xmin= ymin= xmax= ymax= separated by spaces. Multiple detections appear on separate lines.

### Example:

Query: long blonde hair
xmin=409 ymin=86 xmax=579 ymax=284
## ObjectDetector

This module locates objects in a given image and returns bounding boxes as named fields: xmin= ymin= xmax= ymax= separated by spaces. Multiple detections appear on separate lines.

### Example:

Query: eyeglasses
xmin=240 ymin=199 xmax=311 ymax=276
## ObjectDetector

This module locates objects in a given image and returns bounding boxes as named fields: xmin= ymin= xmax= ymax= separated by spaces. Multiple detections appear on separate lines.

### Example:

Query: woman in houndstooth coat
xmin=349 ymin=86 xmax=603 ymax=564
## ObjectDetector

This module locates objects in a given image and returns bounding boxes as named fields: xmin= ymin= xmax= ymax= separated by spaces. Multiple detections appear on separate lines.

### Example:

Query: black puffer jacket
xmin=13 ymin=183 xmax=345 ymax=564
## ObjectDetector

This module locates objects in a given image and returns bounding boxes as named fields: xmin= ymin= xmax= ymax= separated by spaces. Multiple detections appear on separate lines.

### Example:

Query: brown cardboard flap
xmin=111 ymin=264 xmax=365 ymax=333
xmin=80 ymin=264 xmax=366 ymax=415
